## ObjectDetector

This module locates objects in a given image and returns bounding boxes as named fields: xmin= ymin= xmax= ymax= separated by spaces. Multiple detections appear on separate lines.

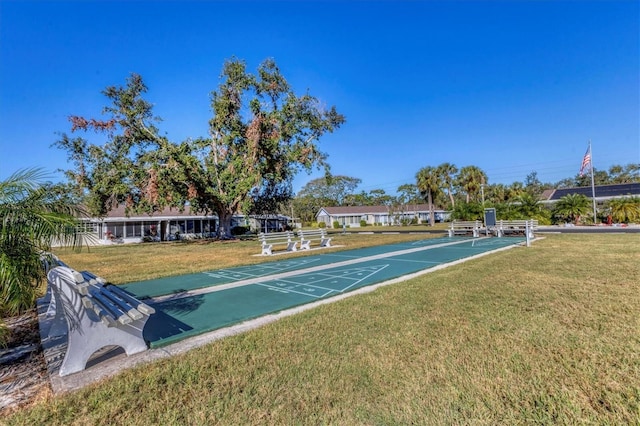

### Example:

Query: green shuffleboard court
xmin=122 ymin=236 xmax=526 ymax=348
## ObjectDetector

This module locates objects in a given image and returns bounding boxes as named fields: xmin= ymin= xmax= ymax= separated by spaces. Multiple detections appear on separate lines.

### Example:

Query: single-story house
xmin=77 ymin=205 xmax=219 ymax=245
xmin=316 ymin=204 xmax=450 ymax=228
xmin=76 ymin=205 xmax=293 ymax=245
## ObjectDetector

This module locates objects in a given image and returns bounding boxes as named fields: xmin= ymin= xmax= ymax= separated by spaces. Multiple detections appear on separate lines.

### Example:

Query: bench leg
xmin=286 ymin=242 xmax=298 ymax=252
xmin=320 ymin=238 xmax=331 ymax=247
xmin=61 ymin=318 xmax=149 ymax=376
xmin=300 ymin=239 xmax=311 ymax=250
xmin=261 ymin=244 xmax=273 ymax=255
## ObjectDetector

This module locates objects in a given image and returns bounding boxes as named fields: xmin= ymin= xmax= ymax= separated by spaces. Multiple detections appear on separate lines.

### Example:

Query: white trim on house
xmin=316 ymin=204 xmax=450 ymax=228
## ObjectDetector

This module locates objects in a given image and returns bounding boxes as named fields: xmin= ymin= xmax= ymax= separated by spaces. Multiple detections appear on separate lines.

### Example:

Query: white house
xmin=316 ymin=204 xmax=450 ymax=228
xmin=76 ymin=205 xmax=219 ymax=245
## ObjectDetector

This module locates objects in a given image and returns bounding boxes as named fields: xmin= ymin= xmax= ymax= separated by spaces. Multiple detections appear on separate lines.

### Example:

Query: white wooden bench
xmin=494 ymin=220 xmax=538 ymax=239
xmin=298 ymin=228 xmax=332 ymax=250
xmin=448 ymin=220 xmax=483 ymax=238
xmin=258 ymin=231 xmax=298 ymax=255
xmin=44 ymin=266 xmax=155 ymax=376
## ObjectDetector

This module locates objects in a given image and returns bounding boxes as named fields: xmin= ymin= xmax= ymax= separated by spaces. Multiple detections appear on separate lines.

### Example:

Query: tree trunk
xmin=216 ymin=210 xmax=235 ymax=239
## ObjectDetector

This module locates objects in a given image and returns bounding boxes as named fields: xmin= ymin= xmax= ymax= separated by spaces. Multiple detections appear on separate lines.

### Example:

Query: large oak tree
xmin=56 ymin=58 xmax=345 ymax=238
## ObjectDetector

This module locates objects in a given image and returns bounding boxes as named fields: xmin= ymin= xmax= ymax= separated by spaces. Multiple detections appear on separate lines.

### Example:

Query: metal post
xmin=589 ymin=141 xmax=597 ymax=224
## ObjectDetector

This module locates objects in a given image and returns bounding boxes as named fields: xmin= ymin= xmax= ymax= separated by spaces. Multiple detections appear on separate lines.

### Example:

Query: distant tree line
xmin=290 ymin=163 xmax=640 ymax=226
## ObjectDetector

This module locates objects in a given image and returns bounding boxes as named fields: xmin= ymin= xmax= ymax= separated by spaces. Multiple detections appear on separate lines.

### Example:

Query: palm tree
xmin=515 ymin=193 xmax=541 ymax=218
xmin=607 ymin=196 xmax=640 ymax=223
xmin=0 ymin=169 xmax=85 ymax=317
xmin=506 ymin=181 xmax=525 ymax=201
xmin=456 ymin=166 xmax=487 ymax=204
xmin=436 ymin=162 xmax=458 ymax=208
xmin=486 ymin=183 xmax=508 ymax=204
xmin=416 ymin=166 xmax=442 ymax=226
xmin=553 ymin=193 xmax=591 ymax=225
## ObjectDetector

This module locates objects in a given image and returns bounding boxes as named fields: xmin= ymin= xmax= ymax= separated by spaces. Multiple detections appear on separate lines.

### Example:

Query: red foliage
xmin=187 ymin=183 xmax=198 ymax=200
xmin=69 ymin=116 xmax=116 ymax=133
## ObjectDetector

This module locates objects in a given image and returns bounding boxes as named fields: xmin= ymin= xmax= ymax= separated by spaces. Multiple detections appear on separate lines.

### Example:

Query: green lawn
xmin=5 ymin=233 xmax=640 ymax=425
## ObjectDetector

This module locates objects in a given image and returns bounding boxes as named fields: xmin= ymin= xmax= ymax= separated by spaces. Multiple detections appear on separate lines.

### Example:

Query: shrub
xmin=451 ymin=202 xmax=484 ymax=221
xmin=360 ymin=220 xmax=367 ymax=227
xmin=333 ymin=221 xmax=340 ymax=229
xmin=318 ymin=222 xmax=326 ymax=228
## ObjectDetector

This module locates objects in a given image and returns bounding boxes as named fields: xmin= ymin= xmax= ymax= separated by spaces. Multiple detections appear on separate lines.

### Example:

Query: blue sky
xmin=1 ymin=1 xmax=638 ymax=195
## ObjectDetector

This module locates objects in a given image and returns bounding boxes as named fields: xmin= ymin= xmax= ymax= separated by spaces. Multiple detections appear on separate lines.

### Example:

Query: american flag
xmin=579 ymin=145 xmax=591 ymax=176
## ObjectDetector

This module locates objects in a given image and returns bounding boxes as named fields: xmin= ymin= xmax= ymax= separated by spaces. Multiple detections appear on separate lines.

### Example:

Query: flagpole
xmin=589 ymin=140 xmax=597 ymax=223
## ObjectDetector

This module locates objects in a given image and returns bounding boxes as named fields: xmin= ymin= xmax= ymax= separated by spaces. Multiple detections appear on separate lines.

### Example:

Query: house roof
xmin=542 ymin=183 xmax=640 ymax=201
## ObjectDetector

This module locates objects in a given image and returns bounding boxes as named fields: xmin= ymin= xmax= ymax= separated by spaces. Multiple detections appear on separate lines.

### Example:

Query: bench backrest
xmin=496 ymin=219 xmax=539 ymax=228
xmin=259 ymin=231 xmax=295 ymax=242
xmin=48 ymin=266 xmax=154 ymax=326
xmin=451 ymin=220 xmax=482 ymax=228
xmin=298 ymin=229 xmax=326 ymax=238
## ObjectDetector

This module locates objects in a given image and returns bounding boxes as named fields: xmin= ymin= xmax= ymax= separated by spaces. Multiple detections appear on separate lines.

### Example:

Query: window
xmin=76 ymin=222 xmax=96 ymax=233
xmin=126 ymin=222 xmax=142 ymax=237
xmin=105 ymin=223 xmax=124 ymax=239
xmin=143 ymin=221 xmax=158 ymax=237
xmin=169 ymin=221 xmax=185 ymax=235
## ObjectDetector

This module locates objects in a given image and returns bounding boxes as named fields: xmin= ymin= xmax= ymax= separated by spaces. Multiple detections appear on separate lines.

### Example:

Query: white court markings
xmin=201 ymin=257 xmax=322 ymax=282
xmin=198 ymin=238 xmax=453 ymax=282
xmin=151 ymin=237 xmax=485 ymax=304
xmin=408 ymin=238 xmax=455 ymax=246
xmin=257 ymin=264 xmax=391 ymax=299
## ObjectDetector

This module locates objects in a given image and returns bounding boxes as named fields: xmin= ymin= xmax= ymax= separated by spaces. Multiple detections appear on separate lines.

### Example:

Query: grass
xmin=4 ymin=233 xmax=640 ymax=424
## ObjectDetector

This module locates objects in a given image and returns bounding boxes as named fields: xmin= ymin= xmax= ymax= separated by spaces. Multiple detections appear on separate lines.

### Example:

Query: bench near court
xmin=448 ymin=220 xmax=483 ymax=238
xmin=448 ymin=219 xmax=538 ymax=239
xmin=298 ymin=228 xmax=331 ymax=250
xmin=259 ymin=231 xmax=298 ymax=255
xmin=42 ymin=265 xmax=155 ymax=376
xmin=493 ymin=219 xmax=538 ymax=238
xmin=259 ymin=228 xmax=332 ymax=255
